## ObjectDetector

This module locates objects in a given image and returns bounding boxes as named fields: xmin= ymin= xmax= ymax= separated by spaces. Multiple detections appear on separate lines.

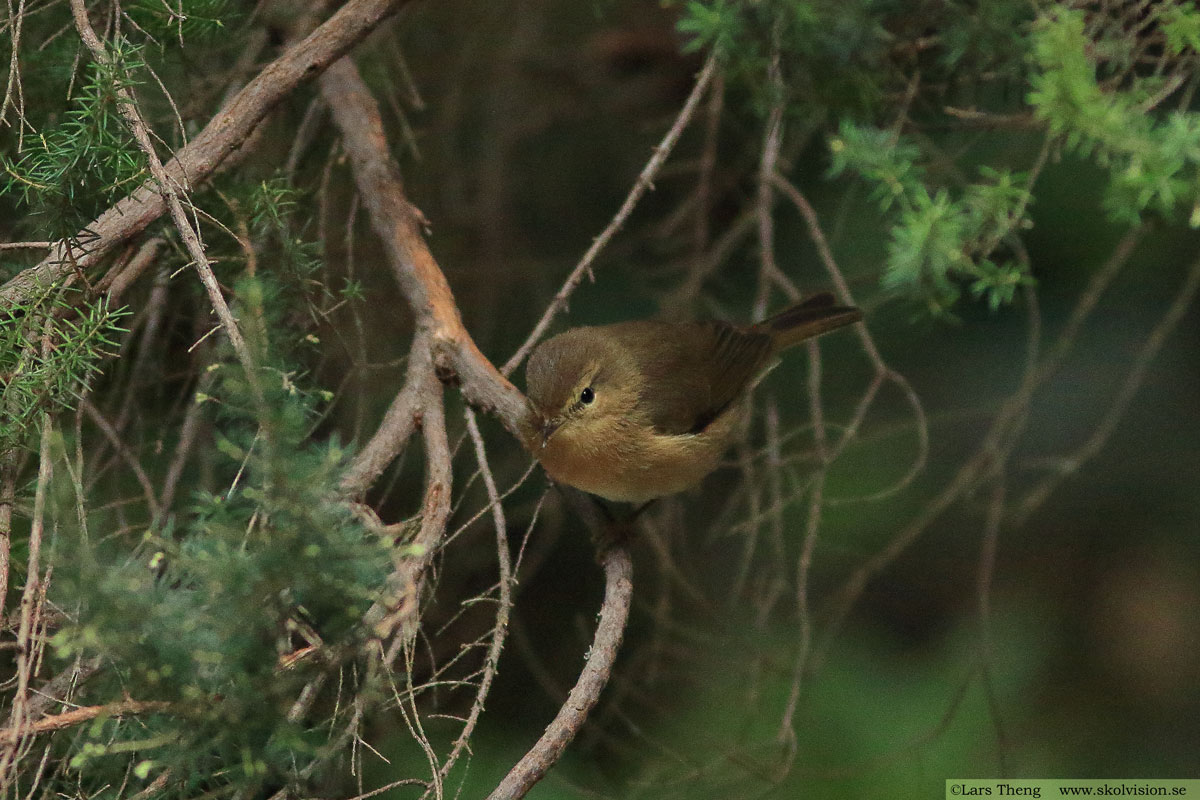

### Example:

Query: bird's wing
xmin=688 ymin=320 xmax=773 ymax=431
xmin=606 ymin=320 xmax=773 ymax=435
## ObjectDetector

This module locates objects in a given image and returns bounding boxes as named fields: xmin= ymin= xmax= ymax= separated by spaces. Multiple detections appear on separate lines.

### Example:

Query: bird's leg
xmin=594 ymin=498 xmax=617 ymax=523
xmin=629 ymin=499 xmax=657 ymax=522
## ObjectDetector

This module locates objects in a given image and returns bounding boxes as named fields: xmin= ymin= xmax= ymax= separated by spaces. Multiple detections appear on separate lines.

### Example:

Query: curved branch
xmin=339 ymin=333 xmax=427 ymax=497
xmin=0 ymin=0 xmax=416 ymax=311
xmin=358 ymin=341 xmax=451 ymax=644
xmin=318 ymin=57 xmax=527 ymax=443
xmin=485 ymin=542 xmax=633 ymax=800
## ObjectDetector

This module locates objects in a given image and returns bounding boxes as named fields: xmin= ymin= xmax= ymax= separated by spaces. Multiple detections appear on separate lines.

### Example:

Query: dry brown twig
xmin=0 ymin=412 xmax=52 ymax=783
xmin=69 ymin=0 xmax=261 ymax=406
xmin=0 ymin=698 xmax=170 ymax=739
xmin=319 ymin=56 xmax=526 ymax=443
xmin=428 ymin=408 xmax=515 ymax=790
xmin=501 ymin=53 xmax=718 ymax=377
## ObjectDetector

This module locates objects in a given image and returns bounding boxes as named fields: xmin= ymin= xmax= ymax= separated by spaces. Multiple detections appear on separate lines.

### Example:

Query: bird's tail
xmin=757 ymin=293 xmax=862 ymax=351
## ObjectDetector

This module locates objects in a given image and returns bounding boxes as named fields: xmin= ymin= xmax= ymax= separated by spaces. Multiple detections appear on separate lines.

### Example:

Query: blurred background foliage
xmin=2 ymin=0 xmax=1199 ymax=798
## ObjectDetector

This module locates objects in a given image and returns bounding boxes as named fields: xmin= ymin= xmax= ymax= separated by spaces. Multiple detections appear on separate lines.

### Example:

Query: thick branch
xmin=0 ymin=0 xmax=415 ymax=310
xmin=485 ymin=542 xmax=633 ymax=800
xmin=318 ymin=57 xmax=527 ymax=438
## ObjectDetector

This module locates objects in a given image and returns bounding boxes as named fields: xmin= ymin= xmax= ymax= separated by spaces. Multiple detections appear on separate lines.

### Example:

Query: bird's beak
xmin=539 ymin=419 xmax=561 ymax=449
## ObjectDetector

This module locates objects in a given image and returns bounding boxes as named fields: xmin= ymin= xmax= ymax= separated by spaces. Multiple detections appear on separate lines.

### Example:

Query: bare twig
xmin=0 ymin=448 xmax=15 ymax=625
xmin=79 ymin=398 xmax=162 ymax=524
xmin=159 ymin=368 xmax=215 ymax=514
xmin=769 ymin=171 xmax=930 ymax=496
xmin=977 ymin=473 xmax=1010 ymax=772
xmin=752 ymin=16 xmax=791 ymax=321
xmin=0 ymin=0 xmax=27 ymax=132
xmin=96 ymin=236 xmax=164 ymax=302
xmin=0 ymin=242 xmax=52 ymax=251
xmin=359 ymin=344 xmax=451 ymax=646
xmin=775 ymin=338 xmax=829 ymax=756
xmin=502 ymin=54 xmax=718 ymax=377
xmin=485 ymin=542 xmax=633 ymax=800
xmin=693 ymin=69 xmax=724 ymax=257
xmin=1012 ymin=248 xmax=1200 ymax=523
xmin=431 ymin=409 xmax=514 ymax=785
xmin=812 ymin=226 xmax=1145 ymax=674
xmin=70 ymin=0 xmax=262 ymax=402
xmin=339 ymin=336 xmax=426 ymax=497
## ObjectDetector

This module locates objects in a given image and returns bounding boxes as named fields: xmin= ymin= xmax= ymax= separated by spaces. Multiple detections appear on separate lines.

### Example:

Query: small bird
xmin=522 ymin=293 xmax=862 ymax=503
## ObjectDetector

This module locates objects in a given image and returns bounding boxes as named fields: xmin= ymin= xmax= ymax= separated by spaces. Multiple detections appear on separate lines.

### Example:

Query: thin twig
xmin=159 ymin=368 xmax=215 ymax=514
xmin=1012 ymin=249 xmax=1200 ymax=523
xmin=361 ymin=347 xmax=451 ymax=648
xmin=431 ymin=409 xmax=514 ymax=787
xmin=0 ymin=241 xmax=52 ymax=251
xmin=752 ymin=16 xmax=789 ymax=321
xmin=0 ymin=448 xmax=15 ymax=626
xmin=79 ymin=398 xmax=162 ymax=524
xmin=977 ymin=473 xmax=1010 ymax=773
xmin=812 ymin=226 xmax=1145 ymax=675
xmin=340 ymin=335 xmax=426 ymax=497
xmin=69 ymin=0 xmax=262 ymax=405
xmin=769 ymin=171 xmax=930 ymax=495
xmin=775 ymin=338 xmax=828 ymax=757
xmin=0 ymin=412 xmax=51 ymax=782
xmin=502 ymin=54 xmax=718 ymax=377
xmin=693 ymin=69 xmax=724 ymax=257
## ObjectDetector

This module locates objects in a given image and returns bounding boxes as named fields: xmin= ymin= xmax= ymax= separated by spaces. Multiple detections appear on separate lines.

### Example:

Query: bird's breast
xmin=536 ymin=408 xmax=741 ymax=503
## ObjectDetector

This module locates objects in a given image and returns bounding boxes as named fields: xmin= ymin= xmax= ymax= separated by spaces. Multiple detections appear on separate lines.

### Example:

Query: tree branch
xmin=0 ymin=0 xmax=416 ymax=311
xmin=485 ymin=541 xmax=633 ymax=800
xmin=318 ymin=56 xmax=528 ymax=440
xmin=0 ymin=699 xmax=170 ymax=738
xmin=339 ymin=333 xmax=427 ymax=497
xmin=502 ymin=54 xmax=717 ymax=377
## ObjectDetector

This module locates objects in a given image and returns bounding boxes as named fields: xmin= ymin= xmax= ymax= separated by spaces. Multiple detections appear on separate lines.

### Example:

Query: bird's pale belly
xmin=537 ymin=411 xmax=740 ymax=503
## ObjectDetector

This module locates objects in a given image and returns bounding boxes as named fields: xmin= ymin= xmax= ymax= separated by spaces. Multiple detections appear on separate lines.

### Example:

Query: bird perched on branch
xmin=522 ymin=293 xmax=862 ymax=503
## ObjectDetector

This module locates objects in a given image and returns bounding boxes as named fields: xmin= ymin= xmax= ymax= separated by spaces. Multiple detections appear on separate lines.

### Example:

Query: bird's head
xmin=523 ymin=329 xmax=641 ymax=452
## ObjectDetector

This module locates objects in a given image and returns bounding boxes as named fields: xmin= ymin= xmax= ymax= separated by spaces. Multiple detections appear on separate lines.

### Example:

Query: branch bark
xmin=0 ymin=699 xmax=170 ymax=738
xmin=318 ymin=56 xmax=527 ymax=461
xmin=485 ymin=542 xmax=633 ymax=800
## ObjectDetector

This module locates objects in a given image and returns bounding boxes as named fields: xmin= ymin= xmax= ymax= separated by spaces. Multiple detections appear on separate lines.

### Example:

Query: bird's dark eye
xmin=579 ymin=387 xmax=595 ymax=404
